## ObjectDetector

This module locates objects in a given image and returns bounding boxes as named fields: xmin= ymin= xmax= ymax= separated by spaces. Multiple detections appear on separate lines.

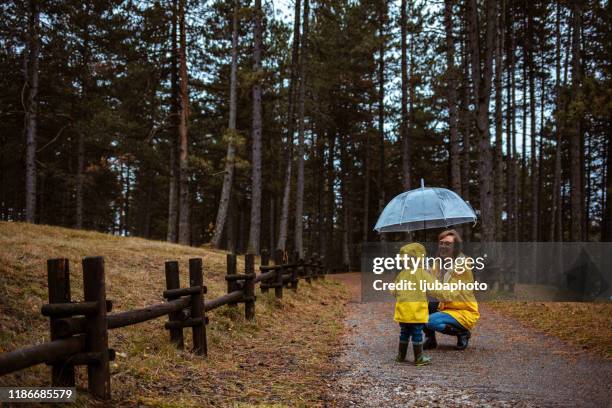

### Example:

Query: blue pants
xmin=399 ymin=323 xmax=424 ymax=344
xmin=426 ymin=311 xmax=466 ymax=332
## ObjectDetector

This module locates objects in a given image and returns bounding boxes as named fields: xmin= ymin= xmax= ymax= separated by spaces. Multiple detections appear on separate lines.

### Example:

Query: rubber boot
xmin=396 ymin=341 xmax=409 ymax=362
xmin=440 ymin=324 xmax=461 ymax=336
xmin=423 ymin=328 xmax=437 ymax=350
xmin=455 ymin=330 xmax=471 ymax=350
xmin=413 ymin=343 xmax=432 ymax=366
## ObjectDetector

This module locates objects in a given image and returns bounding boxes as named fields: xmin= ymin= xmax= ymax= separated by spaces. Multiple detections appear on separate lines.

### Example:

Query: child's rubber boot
xmin=423 ymin=328 xmax=437 ymax=350
xmin=396 ymin=341 xmax=409 ymax=362
xmin=413 ymin=343 xmax=432 ymax=366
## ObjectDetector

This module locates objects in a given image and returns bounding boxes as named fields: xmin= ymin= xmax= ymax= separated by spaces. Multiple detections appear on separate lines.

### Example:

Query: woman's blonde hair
xmin=438 ymin=229 xmax=463 ymax=257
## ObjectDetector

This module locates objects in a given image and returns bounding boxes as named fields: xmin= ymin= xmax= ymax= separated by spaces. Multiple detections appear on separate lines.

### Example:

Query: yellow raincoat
xmin=392 ymin=243 xmax=435 ymax=324
xmin=430 ymin=254 xmax=480 ymax=330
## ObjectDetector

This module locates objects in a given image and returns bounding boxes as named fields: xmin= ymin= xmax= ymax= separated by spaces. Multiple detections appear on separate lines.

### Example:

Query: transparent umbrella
xmin=374 ymin=179 xmax=477 ymax=233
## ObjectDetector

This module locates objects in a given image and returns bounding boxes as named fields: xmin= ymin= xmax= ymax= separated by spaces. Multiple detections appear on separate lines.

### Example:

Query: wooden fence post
xmin=82 ymin=257 xmax=111 ymax=400
xmin=244 ymin=254 xmax=256 ymax=320
xmin=189 ymin=258 xmax=207 ymax=356
xmin=290 ymin=250 xmax=299 ymax=292
xmin=260 ymin=250 xmax=269 ymax=293
xmin=226 ymin=254 xmax=239 ymax=306
xmin=165 ymin=261 xmax=184 ymax=349
xmin=47 ymin=258 xmax=75 ymax=387
xmin=273 ymin=249 xmax=284 ymax=299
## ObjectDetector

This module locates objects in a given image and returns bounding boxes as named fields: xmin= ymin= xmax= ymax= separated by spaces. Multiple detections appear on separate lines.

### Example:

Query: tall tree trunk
xmin=177 ymin=0 xmax=190 ymax=245
xmin=493 ymin=0 xmax=504 ymax=240
xmin=444 ymin=0 xmax=461 ymax=195
xmin=269 ymin=197 xmax=275 ymax=251
xmin=248 ymin=0 xmax=263 ymax=254
xmin=142 ymin=170 xmax=154 ymax=238
xmin=294 ymin=0 xmax=309 ymax=257
xmin=167 ymin=0 xmax=179 ymax=243
xmin=76 ymin=131 xmax=84 ymax=228
xmin=124 ymin=163 xmax=131 ymax=235
xmin=551 ymin=1 xmax=562 ymax=242
xmin=340 ymin=133 xmax=350 ymax=269
xmin=118 ymin=163 xmax=125 ymax=233
xmin=227 ymin=197 xmax=236 ymax=252
xmin=377 ymin=1 xmax=386 ymax=213
xmin=277 ymin=157 xmax=292 ymax=251
xmin=510 ymin=13 xmax=519 ymax=243
xmin=361 ymin=138 xmax=370 ymax=242
xmin=408 ymin=3 xmax=416 ymax=189
xmin=75 ymin=16 xmax=91 ymax=230
xmin=325 ymin=129 xmax=336 ymax=265
xmin=527 ymin=6 xmax=538 ymax=241
xmin=604 ymin=125 xmax=612 ymax=241
xmin=24 ymin=0 xmax=39 ymax=223
xmin=520 ymin=47 xmax=527 ymax=241
xmin=362 ymin=110 xmax=370 ymax=242
xmin=569 ymin=1 xmax=583 ymax=241
xmin=460 ymin=34 xmax=471 ymax=208
xmin=317 ymin=131 xmax=326 ymax=250
xmin=167 ymin=144 xmax=178 ymax=241
xmin=467 ymin=0 xmax=496 ymax=242
xmin=538 ymin=25 xmax=545 ymax=242
xmin=584 ymin=135 xmax=591 ymax=240
xmin=400 ymin=0 xmax=411 ymax=191
xmin=211 ymin=0 xmax=240 ymax=248
xmin=558 ymin=18 xmax=571 ymax=241
xmin=505 ymin=0 xmax=517 ymax=241
xmin=277 ymin=0 xmax=301 ymax=251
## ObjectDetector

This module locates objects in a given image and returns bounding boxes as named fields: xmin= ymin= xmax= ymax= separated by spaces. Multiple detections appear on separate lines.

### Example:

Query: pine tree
xmin=247 ymin=0 xmax=263 ymax=254
xmin=467 ymin=0 xmax=496 ymax=242
xmin=24 ymin=0 xmax=40 ymax=223
xmin=211 ymin=0 xmax=240 ymax=248
xmin=177 ymin=0 xmax=190 ymax=245
xmin=294 ymin=0 xmax=309 ymax=258
xmin=443 ymin=0 xmax=461 ymax=195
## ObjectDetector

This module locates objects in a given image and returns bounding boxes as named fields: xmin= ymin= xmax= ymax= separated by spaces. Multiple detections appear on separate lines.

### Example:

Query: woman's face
xmin=438 ymin=235 xmax=455 ymax=258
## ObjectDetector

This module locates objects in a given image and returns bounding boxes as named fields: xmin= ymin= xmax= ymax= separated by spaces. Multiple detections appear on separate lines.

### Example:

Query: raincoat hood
xmin=399 ymin=242 xmax=426 ymax=260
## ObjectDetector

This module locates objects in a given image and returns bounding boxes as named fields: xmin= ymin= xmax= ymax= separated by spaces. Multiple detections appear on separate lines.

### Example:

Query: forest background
xmin=1 ymin=0 xmax=610 ymax=270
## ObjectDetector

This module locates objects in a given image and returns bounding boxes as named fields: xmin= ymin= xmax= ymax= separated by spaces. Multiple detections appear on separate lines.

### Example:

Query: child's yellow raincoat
xmin=392 ymin=243 xmax=435 ymax=324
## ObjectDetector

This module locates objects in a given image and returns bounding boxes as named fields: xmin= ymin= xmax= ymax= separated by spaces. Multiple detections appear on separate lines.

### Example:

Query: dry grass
xmin=0 ymin=222 xmax=349 ymax=407
xmin=488 ymin=301 xmax=612 ymax=359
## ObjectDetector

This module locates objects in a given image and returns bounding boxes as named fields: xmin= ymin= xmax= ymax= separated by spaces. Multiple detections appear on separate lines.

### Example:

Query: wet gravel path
xmin=325 ymin=273 xmax=611 ymax=407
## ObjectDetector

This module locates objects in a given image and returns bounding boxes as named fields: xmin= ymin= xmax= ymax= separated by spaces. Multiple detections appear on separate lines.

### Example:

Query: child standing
xmin=392 ymin=242 xmax=433 ymax=366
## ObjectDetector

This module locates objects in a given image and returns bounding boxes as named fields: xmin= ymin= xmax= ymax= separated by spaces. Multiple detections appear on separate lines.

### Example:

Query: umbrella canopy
xmin=374 ymin=180 xmax=476 ymax=233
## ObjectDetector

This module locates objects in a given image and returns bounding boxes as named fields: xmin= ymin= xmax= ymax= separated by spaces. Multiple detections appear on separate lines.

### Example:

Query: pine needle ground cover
xmin=0 ymin=222 xmax=349 ymax=407
xmin=489 ymin=301 xmax=612 ymax=359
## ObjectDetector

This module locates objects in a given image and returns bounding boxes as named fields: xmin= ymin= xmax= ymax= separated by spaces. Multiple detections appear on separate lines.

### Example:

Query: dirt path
xmin=325 ymin=273 xmax=611 ymax=407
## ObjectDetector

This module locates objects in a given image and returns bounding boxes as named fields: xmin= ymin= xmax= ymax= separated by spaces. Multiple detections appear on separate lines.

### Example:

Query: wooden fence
xmin=0 ymin=249 xmax=326 ymax=400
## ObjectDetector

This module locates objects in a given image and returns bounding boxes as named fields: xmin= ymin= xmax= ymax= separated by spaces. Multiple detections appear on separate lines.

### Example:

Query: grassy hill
xmin=0 ymin=222 xmax=349 ymax=407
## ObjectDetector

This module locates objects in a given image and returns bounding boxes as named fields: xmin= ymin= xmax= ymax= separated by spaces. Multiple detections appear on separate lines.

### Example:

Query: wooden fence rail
xmin=0 ymin=251 xmax=327 ymax=400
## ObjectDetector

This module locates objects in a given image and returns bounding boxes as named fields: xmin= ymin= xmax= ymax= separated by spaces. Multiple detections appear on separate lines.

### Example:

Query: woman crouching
xmin=424 ymin=229 xmax=480 ymax=350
